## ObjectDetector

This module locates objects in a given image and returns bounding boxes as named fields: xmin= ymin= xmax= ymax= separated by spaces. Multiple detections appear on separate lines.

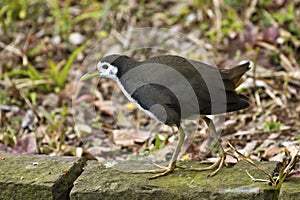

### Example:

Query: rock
xmin=69 ymin=32 xmax=85 ymax=45
xmin=0 ymin=151 xmax=85 ymax=200
xmin=70 ymin=160 xmax=278 ymax=200
xmin=279 ymin=177 xmax=300 ymax=200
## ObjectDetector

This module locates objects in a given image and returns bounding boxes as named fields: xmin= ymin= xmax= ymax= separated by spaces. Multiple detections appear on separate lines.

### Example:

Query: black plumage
xmin=101 ymin=54 xmax=250 ymax=126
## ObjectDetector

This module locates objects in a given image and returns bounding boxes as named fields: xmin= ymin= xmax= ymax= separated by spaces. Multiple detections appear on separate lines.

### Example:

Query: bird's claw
xmin=125 ymin=162 xmax=184 ymax=179
xmin=186 ymin=150 xmax=228 ymax=177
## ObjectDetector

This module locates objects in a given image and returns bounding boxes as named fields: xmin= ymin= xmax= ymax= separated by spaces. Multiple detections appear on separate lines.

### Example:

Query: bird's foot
xmin=126 ymin=162 xmax=181 ymax=179
xmin=152 ymin=162 xmax=186 ymax=170
xmin=186 ymin=151 xmax=236 ymax=177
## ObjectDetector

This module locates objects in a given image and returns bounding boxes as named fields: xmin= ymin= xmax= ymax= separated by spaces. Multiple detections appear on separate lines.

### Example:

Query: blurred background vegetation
xmin=0 ymin=0 xmax=299 ymax=164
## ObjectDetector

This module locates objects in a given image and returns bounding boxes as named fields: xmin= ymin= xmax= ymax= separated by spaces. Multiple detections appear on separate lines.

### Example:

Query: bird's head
xmin=80 ymin=54 xmax=121 ymax=81
xmin=96 ymin=61 xmax=118 ymax=80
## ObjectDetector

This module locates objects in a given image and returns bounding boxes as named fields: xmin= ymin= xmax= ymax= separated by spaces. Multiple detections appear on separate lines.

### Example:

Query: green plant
xmin=273 ymin=3 xmax=294 ymax=24
xmin=1 ymin=126 xmax=17 ymax=147
xmin=295 ymin=133 xmax=300 ymax=141
xmin=48 ymin=0 xmax=103 ymax=39
xmin=29 ymin=92 xmax=37 ymax=105
xmin=224 ymin=0 xmax=244 ymax=9
xmin=3 ymin=44 xmax=85 ymax=92
xmin=48 ymin=44 xmax=85 ymax=89
xmin=263 ymin=121 xmax=282 ymax=132
xmin=221 ymin=9 xmax=243 ymax=36
xmin=48 ymin=0 xmax=72 ymax=39
xmin=205 ymin=5 xmax=243 ymax=42
xmin=153 ymin=133 xmax=167 ymax=151
xmin=0 ymin=0 xmax=28 ymax=30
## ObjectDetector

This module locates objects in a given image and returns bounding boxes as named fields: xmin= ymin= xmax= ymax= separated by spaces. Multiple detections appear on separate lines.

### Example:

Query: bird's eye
xmin=102 ymin=64 xmax=109 ymax=69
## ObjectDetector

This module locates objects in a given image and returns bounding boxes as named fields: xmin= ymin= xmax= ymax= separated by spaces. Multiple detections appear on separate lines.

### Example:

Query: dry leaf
xmin=262 ymin=144 xmax=280 ymax=159
xmin=112 ymin=129 xmax=152 ymax=146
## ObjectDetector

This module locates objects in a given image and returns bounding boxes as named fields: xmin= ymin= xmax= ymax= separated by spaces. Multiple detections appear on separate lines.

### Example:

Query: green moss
xmin=71 ymin=160 xmax=278 ymax=200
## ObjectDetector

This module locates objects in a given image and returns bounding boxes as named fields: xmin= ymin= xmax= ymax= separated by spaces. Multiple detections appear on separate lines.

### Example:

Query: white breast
xmin=114 ymin=78 xmax=161 ymax=122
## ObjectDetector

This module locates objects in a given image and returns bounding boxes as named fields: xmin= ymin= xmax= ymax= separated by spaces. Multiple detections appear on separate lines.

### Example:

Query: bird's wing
xmin=119 ymin=60 xmax=201 ymax=120
xmin=130 ymin=83 xmax=181 ymax=125
xmin=144 ymin=55 xmax=249 ymax=114
xmin=145 ymin=55 xmax=233 ymax=100
xmin=119 ymin=55 xmax=249 ymax=117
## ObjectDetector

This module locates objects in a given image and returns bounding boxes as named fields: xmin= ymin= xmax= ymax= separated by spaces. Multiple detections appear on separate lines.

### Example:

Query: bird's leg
xmin=186 ymin=116 xmax=228 ymax=177
xmin=127 ymin=125 xmax=185 ymax=179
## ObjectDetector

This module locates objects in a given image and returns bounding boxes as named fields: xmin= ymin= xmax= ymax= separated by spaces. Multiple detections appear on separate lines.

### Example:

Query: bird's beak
xmin=79 ymin=71 xmax=100 ymax=81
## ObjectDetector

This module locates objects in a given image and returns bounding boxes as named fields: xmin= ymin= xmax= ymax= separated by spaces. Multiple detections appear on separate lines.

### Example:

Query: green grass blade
xmin=57 ymin=44 xmax=85 ymax=87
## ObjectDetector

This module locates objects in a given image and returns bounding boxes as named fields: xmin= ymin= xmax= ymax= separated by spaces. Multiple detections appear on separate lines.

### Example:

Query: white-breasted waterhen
xmin=81 ymin=54 xmax=252 ymax=179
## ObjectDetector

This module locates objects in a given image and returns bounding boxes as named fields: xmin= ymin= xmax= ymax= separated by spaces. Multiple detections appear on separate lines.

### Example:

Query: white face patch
xmin=97 ymin=61 xmax=118 ymax=80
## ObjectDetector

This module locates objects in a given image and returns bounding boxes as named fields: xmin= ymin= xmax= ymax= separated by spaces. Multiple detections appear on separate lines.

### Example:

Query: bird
xmin=81 ymin=54 xmax=252 ymax=179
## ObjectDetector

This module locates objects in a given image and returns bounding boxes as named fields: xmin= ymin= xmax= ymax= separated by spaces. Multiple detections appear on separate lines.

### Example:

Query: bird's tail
xmin=227 ymin=61 xmax=253 ymax=87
